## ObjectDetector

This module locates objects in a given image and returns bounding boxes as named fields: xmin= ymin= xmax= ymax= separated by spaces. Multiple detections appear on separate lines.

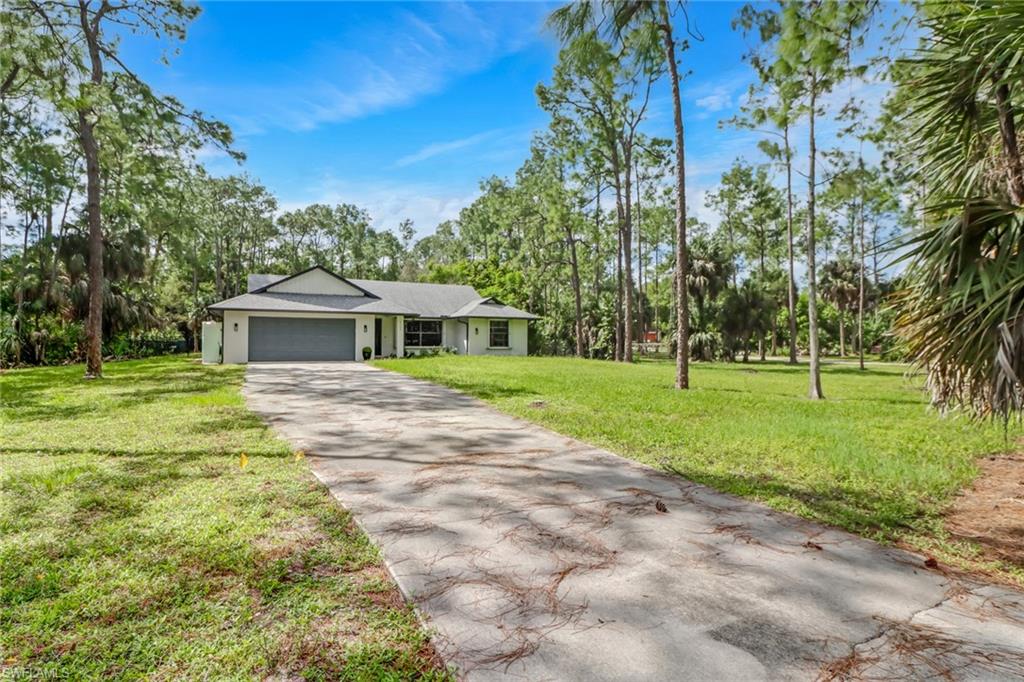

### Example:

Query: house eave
xmin=445 ymin=313 xmax=540 ymax=321
xmin=208 ymin=305 xmax=420 ymax=317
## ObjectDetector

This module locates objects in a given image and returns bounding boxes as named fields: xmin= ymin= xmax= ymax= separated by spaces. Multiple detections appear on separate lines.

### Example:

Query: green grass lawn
xmin=1 ymin=356 xmax=448 ymax=680
xmin=375 ymin=355 xmax=1023 ymax=583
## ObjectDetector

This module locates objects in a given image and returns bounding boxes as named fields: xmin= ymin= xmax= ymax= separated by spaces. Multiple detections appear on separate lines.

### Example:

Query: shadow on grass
xmin=822 ymin=364 xmax=917 ymax=378
xmin=441 ymin=382 xmax=538 ymax=402
xmin=637 ymin=356 xmax=909 ymax=377
xmin=659 ymin=460 xmax=924 ymax=539
xmin=2 ymin=356 xmax=244 ymax=423
xmin=2 ymin=446 xmax=297 ymax=553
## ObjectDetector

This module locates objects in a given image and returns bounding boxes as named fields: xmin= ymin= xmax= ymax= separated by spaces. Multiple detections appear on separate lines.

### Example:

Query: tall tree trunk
xmin=615 ymin=221 xmax=623 ymax=362
xmin=847 ymin=206 xmax=856 ymax=256
xmin=654 ymin=236 xmax=660 ymax=333
xmin=838 ymin=314 xmax=845 ymax=357
xmin=871 ymin=220 xmax=880 ymax=286
xmin=41 ymin=206 xmax=53 ymax=276
xmin=858 ymin=167 xmax=867 ymax=371
xmin=622 ymin=146 xmax=635 ymax=363
xmin=610 ymin=147 xmax=629 ymax=363
xmin=15 ymin=209 xmax=31 ymax=362
xmin=806 ymin=76 xmax=824 ymax=399
xmin=593 ymin=178 xmax=603 ymax=304
xmin=660 ymin=1 xmax=689 ymax=389
xmin=993 ymin=77 xmax=1024 ymax=205
xmin=758 ymin=247 xmax=766 ymax=361
xmin=635 ymin=162 xmax=644 ymax=353
xmin=46 ymin=185 xmax=73 ymax=310
xmin=784 ymin=124 xmax=799 ymax=365
xmin=567 ymin=226 xmax=584 ymax=357
xmin=191 ymin=232 xmax=200 ymax=300
xmin=78 ymin=0 xmax=105 ymax=378
xmin=727 ymin=212 xmax=738 ymax=289
xmin=150 ymin=232 xmax=167 ymax=285
xmin=214 ymin=232 xmax=224 ymax=298
xmin=80 ymin=112 xmax=103 ymax=377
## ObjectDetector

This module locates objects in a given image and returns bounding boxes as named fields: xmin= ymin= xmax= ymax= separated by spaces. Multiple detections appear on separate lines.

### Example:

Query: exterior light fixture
xmin=233 ymin=322 xmax=238 ymax=332
xmin=474 ymin=327 xmax=479 ymax=335
xmin=363 ymin=324 xmax=368 ymax=333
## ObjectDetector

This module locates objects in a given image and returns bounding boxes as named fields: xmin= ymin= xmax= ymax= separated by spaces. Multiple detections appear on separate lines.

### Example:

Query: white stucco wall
xmin=222 ymin=310 xmax=375 ymax=363
xmin=444 ymin=319 xmax=468 ymax=354
xmin=265 ymin=269 xmax=364 ymax=296
xmin=466 ymin=318 xmax=528 ymax=356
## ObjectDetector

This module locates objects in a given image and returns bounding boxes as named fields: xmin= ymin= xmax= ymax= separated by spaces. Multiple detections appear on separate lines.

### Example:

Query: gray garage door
xmin=249 ymin=317 xmax=355 ymax=361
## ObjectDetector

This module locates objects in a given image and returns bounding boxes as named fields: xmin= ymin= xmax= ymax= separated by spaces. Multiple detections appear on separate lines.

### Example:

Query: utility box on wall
xmin=201 ymin=320 xmax=222 ymax=364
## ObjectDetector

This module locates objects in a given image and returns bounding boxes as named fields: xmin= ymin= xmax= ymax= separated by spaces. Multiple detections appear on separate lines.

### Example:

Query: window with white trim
xmin=489 ymin=319 xmax=509 ymax=348
xmin=404 ymin=319 xmax=442 ymax=347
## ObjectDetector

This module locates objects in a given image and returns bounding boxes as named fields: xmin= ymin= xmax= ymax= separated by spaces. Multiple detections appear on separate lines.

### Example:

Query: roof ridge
xmin=348 ymin=277 xmax=478 ymax=288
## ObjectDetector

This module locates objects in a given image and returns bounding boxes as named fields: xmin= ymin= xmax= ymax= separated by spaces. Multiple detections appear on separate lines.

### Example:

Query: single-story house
xmin=204 ymin=265 xmax=538 ymax=363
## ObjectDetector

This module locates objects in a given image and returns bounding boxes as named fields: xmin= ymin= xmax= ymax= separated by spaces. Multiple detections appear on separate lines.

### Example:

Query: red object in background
xmin=643 ymin=330 xmax=659 ymax=343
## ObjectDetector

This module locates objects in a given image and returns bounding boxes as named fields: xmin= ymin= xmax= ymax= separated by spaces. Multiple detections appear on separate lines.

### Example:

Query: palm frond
xmin=891 ymin=200 xmax=1024 ymax=421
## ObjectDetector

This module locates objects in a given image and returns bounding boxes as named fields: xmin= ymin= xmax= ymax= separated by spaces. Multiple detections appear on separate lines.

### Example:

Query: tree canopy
xmin=2 ymin=0 xmax=1021 ymax=418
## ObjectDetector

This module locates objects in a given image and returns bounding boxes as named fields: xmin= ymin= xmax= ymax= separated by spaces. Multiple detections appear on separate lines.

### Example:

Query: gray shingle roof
xmin=348 ymin=279 xmax=482 ymax=318
xmin=208 ymin=292 xmax=418 ymax=316
xmin=449 ymin=298 xmax=540 ymax=320
xmin=224 ymin=269 xmax=537 ymax=319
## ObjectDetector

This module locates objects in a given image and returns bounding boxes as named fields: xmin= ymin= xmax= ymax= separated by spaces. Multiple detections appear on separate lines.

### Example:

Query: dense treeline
xmin=2 ymin=1 xmax=1022 ymax=418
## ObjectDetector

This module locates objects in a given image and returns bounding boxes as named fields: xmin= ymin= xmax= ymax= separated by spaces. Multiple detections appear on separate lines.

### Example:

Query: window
xmin=489 ymin=320 xmax=509 ymax=348
xmin=405 ymin=319 xmax=442 ymax=347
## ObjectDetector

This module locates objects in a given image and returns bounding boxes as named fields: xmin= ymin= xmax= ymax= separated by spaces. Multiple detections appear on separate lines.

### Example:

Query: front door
xmin=374 ymin=318 xmax=382 ymax=356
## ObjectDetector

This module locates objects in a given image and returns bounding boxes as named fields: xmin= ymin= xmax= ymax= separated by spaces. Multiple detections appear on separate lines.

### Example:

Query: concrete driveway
xmin=244 ymin=362 xmax=1024 ymax=681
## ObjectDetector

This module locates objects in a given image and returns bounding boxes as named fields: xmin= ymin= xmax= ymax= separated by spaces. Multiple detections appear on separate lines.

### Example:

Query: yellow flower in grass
xmin=239 ymin=453 xmax=249 ymax=469
xmin=294 ymin=450 xmax=305 ymax=461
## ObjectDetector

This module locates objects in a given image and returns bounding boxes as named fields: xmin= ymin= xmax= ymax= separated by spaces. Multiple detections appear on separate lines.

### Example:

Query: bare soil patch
xmin=945 ymin=454 xmax=1024 ymax=569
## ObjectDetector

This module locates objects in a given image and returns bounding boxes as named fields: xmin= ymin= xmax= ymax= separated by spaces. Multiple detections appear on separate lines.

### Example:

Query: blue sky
xmin=125 ymin=1 xmax=890 ymax=237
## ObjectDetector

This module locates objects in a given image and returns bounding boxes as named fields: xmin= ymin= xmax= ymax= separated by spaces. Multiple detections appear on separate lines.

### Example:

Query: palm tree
xmin=891 ymin=1 xmax=1024 ymax=420
xmin=720 ymin=279 xmax=772 ymax=363
xmin=820 ymin=259 xmax=860 ymax=357
xmin=549 ymin=0 xmax=693 ymax=388
xmin=686 ymin=234 xmax=731 ymax=331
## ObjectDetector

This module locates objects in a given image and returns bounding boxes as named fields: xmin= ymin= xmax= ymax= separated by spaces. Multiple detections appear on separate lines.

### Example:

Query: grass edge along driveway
xmin=1 ymin=355 xmax=451 ymax=681
xmin=374 ymin=355 xmax=1023 ymax=587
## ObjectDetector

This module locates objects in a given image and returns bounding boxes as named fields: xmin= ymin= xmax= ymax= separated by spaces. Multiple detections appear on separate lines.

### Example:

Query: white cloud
xmin=278 ymin=175 xmax=479 ymax=237
xmin=684 ymin=68 xmax=750 ymax=118
xmin=690 ymin=185 xmax=720 ymax=228
xmin=695 ymin=91 xmax=732 ymax=113
xmin=215 ymin=3 xmax=548 ymax=135
xmin=393 ymin=130 xmax=500 ymax=168
xmin=194 ymin=142 xmax=230 ymax=161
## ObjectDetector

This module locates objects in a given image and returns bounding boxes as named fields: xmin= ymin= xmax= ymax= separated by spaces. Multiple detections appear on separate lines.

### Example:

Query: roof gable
xmin=247 ymin=274 xmax=286 ymax=292
xmin=258 ymin=266 xmax=374 ymax=297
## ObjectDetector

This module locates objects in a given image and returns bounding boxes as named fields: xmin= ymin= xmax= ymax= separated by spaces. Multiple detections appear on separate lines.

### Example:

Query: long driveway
xmin=244 ymin=362 xmax=1024 ymax=681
